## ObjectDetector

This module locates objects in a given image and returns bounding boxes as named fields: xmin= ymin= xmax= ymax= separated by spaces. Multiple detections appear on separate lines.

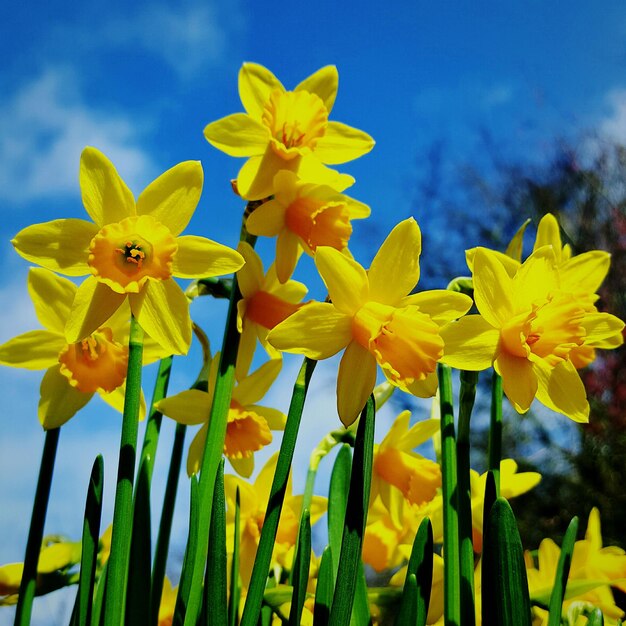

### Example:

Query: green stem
xmin=103 ymin=315 xmax=144 ymax=626
xmin=181 ymin=225 xmax=256 ymax=626
xmin=457 ymin=370 xmax=478 ymax=626
xmin=14 ymin=427 xmax=60 ymax=626
xmin=437 ymin=363 xmax=460 ymax=626
xmin=488 ymin=371 xmax=503 ymax=496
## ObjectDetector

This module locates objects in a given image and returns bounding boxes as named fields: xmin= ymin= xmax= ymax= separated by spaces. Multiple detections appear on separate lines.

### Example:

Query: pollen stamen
xmin=116 ymin=241 xmax=146 ymax=269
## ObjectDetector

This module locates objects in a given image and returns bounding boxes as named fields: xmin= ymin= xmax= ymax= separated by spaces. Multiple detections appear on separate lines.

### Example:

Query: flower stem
xmin=488 ymin=371 xmax=503 ymax=496
xmin=103 ymin=314 xmax=144 ymax=626
xmin=14 ymin=427 xmax=60 ymax=626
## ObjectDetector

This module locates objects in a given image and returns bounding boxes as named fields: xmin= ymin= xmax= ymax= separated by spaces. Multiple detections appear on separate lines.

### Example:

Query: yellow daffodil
xmin=156 ymin=354 xmax=286 ymax=478
xmin=12 ymin=147 xmax=244 ymax=355
xmin=158 ymin=577 xmax=178 ymax=626
xmin=0 ymin=536 xmax=81 ymax=605
xmin=0 ymin=268 xmax=161 ymax=428
xmin=370 ymin=410 xmax=441 ymax=525
xmin=526 ymin=508 xmax=626 ymax=623
xmin=236 ymin=242 xmax=308 ymax=379
xmin=203 ymin=63 xmax=374 ymax=200
xmin=268 ymin=218 xmax=473 ymax=425
xmin=224 ymin=453 xmax=326 ymax=588
xmin=441 ymin=246 xmax=624 ymax=422
xmin=245 ymin=170 xmax=370 ymax=283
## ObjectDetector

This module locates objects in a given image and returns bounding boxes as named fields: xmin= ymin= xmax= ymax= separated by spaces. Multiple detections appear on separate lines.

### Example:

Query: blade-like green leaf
xmin=75 ymin=455 xmax=104 ymax=626
xmin=228 ymin=487 xmax=241 ymax=626
xmin=488 ymin=372 xmax=503 ymax=495
xmin=91 ymin=561 xmax=108 ymax=626
xmin=351 ymin=561 xmax=372 ymax=626
xmin=327 ymin=395 xmax=376 ymax=626
xmin=313 ymin=547 xmax=334 ymax=626
xmin=205 ymin=459 xmax=228 ymax=626
xmin=328 ymin=444 xmax=352 ymax=584
xmin=547 ymin=516 xmax=579 ymax=626
xmin=482 ymin=497 xmax=531 ymax=626
xmin=396 ymin=517 xmax=433 ymax=626
xmin=288 ymin=509 xmax=311 ymax=626
xmin=240 ymin=357 xmax=317 ymax=626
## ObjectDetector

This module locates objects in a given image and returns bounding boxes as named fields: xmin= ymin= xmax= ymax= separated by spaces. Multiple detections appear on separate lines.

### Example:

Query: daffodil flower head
xmin=441 ymin=246 xmax=625 ymax=422
xmin=245 ymin=170 xmax=371 ymax=282
xmin=235 ymin=241 xmax=308 ymax=379
xmin=0 ymin=268 xmax=161 ymax=428
xmin=12 ymin=147 xmax=245 ymax=355
xmin=156 ymin=353 xmax=286 ymax=478
xmin=203 ymin=63 xmax=375 ymax=200
xmin=268 ymin=218 xmax=473 ymax=425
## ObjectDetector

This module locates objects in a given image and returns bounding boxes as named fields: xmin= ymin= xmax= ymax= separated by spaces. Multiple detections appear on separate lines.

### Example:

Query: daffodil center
xmin=262 ymin=89 xmax=328 ymax=160
xmin=285 ymin=196 xmax=351 ymax=252
xmin=224 ymin=401 xmax=272 ymax=459
xmin=352 ymin=302 xmax=444 ymax=388
xmin=88 ymin=215 xmax=178 ymax=294
xmin=245 ymin=290 xmax=302 ymax=329
xmin=501 ymin=293 xmax=586 ymax=366
xmin=58 ymin=327 xmax=128 ymax=394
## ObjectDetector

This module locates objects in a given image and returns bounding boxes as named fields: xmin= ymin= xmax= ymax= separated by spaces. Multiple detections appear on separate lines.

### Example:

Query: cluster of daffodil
xmin=0 ymin=62 xmax=625 ymax=626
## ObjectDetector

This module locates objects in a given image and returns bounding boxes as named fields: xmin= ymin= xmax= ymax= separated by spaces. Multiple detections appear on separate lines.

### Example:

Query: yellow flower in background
xmin=224 ymin=453 xmax=326 ymax=588
xmin=0 ymin=536 xmax=81 ymax=605
xmin=268 ymin=218 xmax=473 ymax=425
xmin=12 ymin=147 xmax=244 ymax=355
xmin=0 ymin=269 xmax=161 ymax=428
xmin=158 ymin=577 xmax=178 ymax=626
xmin=157 ymin=354 xmax=286 ymax=478
xmin=370 ymin=410 xmax=441 ymax=525
xmin=526 ymin=508 xmax=626 ymax=624
xmin=245 ymin=170 xmax=370 ymax=283
xmin=441 ymin=246 xmax=624 ymax=422
xmin=235 ymin=242 xmax=308 ymax=380
xmin=204 ymin=63 xmax=375 ymax=200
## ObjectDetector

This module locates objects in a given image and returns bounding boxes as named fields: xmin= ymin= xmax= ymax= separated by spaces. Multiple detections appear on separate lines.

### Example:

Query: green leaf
xmin=75 ymin=455 xmax=104 ymax=626
xmin=351 ymin=562 xmax=372 ymax=626
xmin=587 ymin=608 xmax=604 ymax=626
xmin=205 ymin=459 xmax=228 ymax=626
xmin=547 ymin=516 xmax=579 ymax=626
xmin=482 ymin=497 xmax=531 ymax=626
xmin=228 ymin=487 xmax=241 ymax=626
xmin=91 ymin=561 xmax=108 ymax=626
xmin=239 ymin=358 xmax=317 ymax=626
xmin=288 ymin=509 xmax=311 ymax=626
xmin=327 ymin=395 xmax=376 ymax=626
xmin=313 ymin=547 xmax=334 ymax=626
xmin=328 ymin=444 xmax=352 ymax=584
xmin=396 ymin=518 xmax=433 ymax=626
xmin=488 ymin=372 xmax=503 ymax=495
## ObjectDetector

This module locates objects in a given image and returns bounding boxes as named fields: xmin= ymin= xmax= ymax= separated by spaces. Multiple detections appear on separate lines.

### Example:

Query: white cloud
xmin=600 ymin=88 xmax=626 ymax=143
xmin=0 ymin=68 xmax=156 ymax=204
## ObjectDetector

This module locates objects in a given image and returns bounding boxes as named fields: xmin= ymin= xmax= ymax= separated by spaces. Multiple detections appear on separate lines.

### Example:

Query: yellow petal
xmin=233 ymin=358 xmax=281 ymax=406
xmin=505 ymin=218 xmax=531 ymax=262
xmin=39 ymin=364 xmax=93 ymax=428
xmin=251 ymin=405 xmax=286 ymax=430
xmin=402 ymin=290 xmax=473 ymax=325
xmin=368 ymin=218 xmax=421 ymax=306
xmin=12 ymin=219 xmax=96 ymax=276
xmin=204 ymin=114 xmax=269 ymax=157
xmin=172 ymin=236 xmax=244 ymax=278
xmin=0 ymin=330 xmax=64 ymax=370
xmin=513 ymin=247 xmax=557 ymax=311
xmin=235 ymin=321 xmax=258 ymax=381
xmin=297 ymin=155 xmax=355 ymax=192
xmin=439 ymin=315 xmax=499 ymax=370
xmin=28 ymin=268 xmax=76 ymax=333
xmin=239 ymin=63 xmax=284 ymax=118
xmin=466 ymin=246 xmax=520 ymax=277
xmin=229 ymin=455 xmax=255 ymax=478
xmin=472 ymin=248 xmax=515 ymax=327
xmin=275 ymin=231 xmax=301 ymax=284
xmin=237 ymin=241 xmax=264 ymax=298
xmin=157 ymin=389 xmax=211 ymax=425
xmin=315 ymin=246 xmax=368 ymax=315
xmin=313 ymin=121 xmax=375 ymax=165
xmin=337 ymin=340 xmax=377 ymax=426
xmin=295 ymin=65 xmax=339 ymax=112
xmin=80 ymin=146 xmax=136 ymax=226
xmin=237 ymin=149 xmax=293 ymax=200
xmin=245 ymin=199 xmax=286 ymax=237
xmin=533 ymin=214 xmax=562 ymax=260
xmin=136 ymin=161 xmax=203 ymax=236
xmin=99 ymin=384 xmax=147 ymax=420
xmin=495 ymin=351 xmax=537 ymax=413
xmin=582 ymin=312 xmax=625 ymax=343
xmin=405 ymin=371 xmax=439 ymax=398
xmin=382 ymin=410 xmax=411 ymax=448
xmin=187 ymin=424 xmax=208 ymax=476
xmin=65 ymin=277 xmax=126 ymax=343
xmin=267 ymin=302 xmax=352 ymax=360
xmin=533 ymin=358 xmax=589 ymax=423
xmin=560 ymin=251 xmax=611 ymax=294
xmin=397 ymin=417 xmax=441 ymax=451
xmin=130 ymin=279 xmax=191 ymax=355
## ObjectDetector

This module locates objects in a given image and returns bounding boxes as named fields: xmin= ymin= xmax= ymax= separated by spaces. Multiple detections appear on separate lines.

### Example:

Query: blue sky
xmin=1 ymin=1 xmax=626 ymax=622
